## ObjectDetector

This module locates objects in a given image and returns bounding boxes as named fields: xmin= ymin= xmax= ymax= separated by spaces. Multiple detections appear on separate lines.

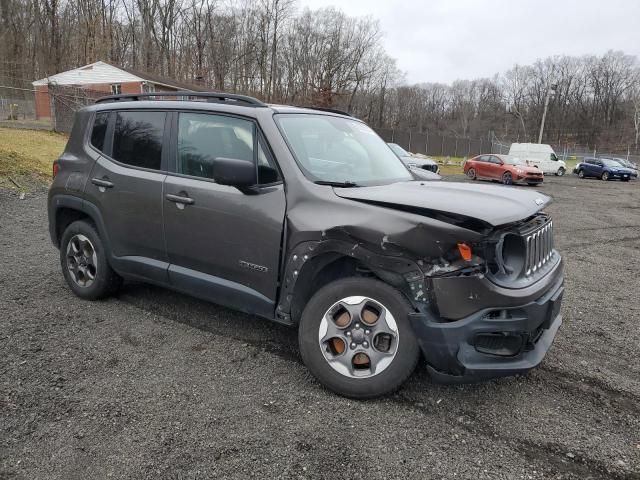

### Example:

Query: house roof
xmin=32 ymin=61 xmax=207 ymax=92
xmin=118 ymin=66 xmax=207 ymax=92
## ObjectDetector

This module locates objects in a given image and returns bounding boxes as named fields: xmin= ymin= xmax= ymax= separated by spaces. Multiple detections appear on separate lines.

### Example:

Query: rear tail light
xmin=53 ymin=161 xmax=60 ymax=178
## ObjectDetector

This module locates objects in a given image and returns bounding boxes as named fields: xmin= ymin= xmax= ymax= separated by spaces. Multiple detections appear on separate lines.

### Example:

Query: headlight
xmin=516 ymin=169 xmax=524 ymax=174
xmin=486 ymin=233 xmax=526 ymax=282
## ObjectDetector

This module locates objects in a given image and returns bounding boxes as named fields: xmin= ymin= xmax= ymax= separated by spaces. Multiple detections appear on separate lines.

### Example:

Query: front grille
xmin=524 ymin=220 xmax=554 ymax=276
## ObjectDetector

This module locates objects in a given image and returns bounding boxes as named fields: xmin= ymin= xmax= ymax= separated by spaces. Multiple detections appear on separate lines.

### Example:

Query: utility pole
xmin=538 ymin=84 xmax=556 ymax=144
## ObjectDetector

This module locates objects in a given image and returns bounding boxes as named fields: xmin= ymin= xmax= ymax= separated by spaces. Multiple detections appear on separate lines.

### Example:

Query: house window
xmin=111 ymin=84 xmax=122 ymax=95
xmin=142 ymin=82 xmax=156 ymax=93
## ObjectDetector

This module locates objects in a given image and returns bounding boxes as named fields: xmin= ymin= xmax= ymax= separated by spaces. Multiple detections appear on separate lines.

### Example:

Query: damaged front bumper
xmin=411 ymin=257 xmax=564 ymax=383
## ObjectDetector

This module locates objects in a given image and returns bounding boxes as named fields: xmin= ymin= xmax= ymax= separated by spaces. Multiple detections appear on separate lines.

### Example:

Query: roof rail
xmin=296 ymin=105 xmax=353 ymax=117
xmin=95 ymin=91 xmax=267 ymax=107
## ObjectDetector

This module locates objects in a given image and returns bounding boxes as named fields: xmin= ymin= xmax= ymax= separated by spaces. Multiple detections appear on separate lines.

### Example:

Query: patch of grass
xmin=429 ymin=156 xmax=466 ymax=177
xmin=0 ymin=128 xmax=68 ymax=190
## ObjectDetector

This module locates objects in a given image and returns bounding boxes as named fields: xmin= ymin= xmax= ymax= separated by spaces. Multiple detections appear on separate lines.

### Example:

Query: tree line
xmin=1 ymin=0 xmax=639 ymax=151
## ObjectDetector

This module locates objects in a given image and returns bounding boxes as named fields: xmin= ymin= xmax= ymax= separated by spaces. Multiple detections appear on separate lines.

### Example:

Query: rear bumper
xmin=410 ymin=261 xmax=564 ymax=383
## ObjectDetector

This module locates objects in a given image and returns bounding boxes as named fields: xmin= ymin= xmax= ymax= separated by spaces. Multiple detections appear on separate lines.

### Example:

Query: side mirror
xmin=213 ymin=157 xmax=257 ymax=187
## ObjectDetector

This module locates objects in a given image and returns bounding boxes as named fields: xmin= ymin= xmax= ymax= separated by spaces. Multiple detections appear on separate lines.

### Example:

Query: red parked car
xmin=464 ymin=154 xmax=543 ymax=186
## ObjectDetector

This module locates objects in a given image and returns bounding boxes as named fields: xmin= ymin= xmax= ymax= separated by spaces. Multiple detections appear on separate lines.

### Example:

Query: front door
xmin=486 ymin=155 xmax=504 ymax=179
xmin=84 ymin=110 xmax=169 ymax=283
xmin=163 ymin=111 xmax=286 ymax=318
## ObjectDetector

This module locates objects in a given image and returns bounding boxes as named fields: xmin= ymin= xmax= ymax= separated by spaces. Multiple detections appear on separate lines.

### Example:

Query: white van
xmin=508 ymin=143 xmax=567 ymax=176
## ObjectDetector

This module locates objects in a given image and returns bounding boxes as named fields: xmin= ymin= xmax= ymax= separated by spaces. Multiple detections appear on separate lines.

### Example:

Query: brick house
xmin=32 ymin=61 xmax=206 ymax=119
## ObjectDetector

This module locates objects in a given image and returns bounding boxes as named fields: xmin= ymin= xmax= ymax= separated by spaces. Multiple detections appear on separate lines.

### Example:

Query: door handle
xmin=165 ymin=193 xmax=195 ymax=205
xmin=91 ymin=178 xmax=114 ymax=188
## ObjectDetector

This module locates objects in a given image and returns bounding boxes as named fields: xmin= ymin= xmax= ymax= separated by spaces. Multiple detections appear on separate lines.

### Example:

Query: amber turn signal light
xmin=457 ymin=242 xmax=473 ymax=261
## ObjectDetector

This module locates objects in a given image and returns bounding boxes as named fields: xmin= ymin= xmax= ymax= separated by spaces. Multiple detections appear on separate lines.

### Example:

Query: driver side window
xmin=177 ymin=112 xmax=280 ymax=184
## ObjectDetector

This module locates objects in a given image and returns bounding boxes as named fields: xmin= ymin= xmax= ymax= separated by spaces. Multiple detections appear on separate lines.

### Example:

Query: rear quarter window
xmin=112 ymin=111 xmax=165 ymax=170
xmin=90 ymin=112 xmax=109 ymax=152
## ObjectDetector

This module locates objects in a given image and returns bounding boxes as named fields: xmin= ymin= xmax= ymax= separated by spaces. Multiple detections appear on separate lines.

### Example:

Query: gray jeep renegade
xmin=48 ymin=92 xmax=564 ymax=398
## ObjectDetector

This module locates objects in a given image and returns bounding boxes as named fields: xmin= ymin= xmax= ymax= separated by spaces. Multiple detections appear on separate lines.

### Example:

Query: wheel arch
xmin=276 ymin=240 xmax=426 ymax=325
xmin=49 ymin=195 xmax=111 ymax=254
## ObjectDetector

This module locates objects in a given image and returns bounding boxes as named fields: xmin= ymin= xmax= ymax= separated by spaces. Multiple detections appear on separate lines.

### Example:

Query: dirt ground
xmin=1 ymin=174 xmax=639 ymax=479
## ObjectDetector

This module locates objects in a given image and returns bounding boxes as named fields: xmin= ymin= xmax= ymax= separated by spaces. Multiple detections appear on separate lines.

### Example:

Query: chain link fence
xmin=0 ymin=80 xmax=108 ymax=132
xmin=373 ymin=127 xmax=491 ymax=158
xmin=47 ymin=85 xmax=106 ymax=133
xmin=0 ymin=82 xmax=38 ymax=127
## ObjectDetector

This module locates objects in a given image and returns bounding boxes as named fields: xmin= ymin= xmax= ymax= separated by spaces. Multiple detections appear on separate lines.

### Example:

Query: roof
xmin=32 ymin=61 xmax=207 ymax=91
xmin=84 ymin=99 xmax=359 ymax=122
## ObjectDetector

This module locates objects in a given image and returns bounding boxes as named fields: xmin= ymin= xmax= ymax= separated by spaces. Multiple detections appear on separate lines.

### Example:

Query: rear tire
xmin=60 ymin=220 xmax=122 ymax=300
xmin=298 ymin=277 xmax=419 ymax=399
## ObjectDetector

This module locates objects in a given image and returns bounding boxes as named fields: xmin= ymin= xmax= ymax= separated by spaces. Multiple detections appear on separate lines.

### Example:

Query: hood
xmin=513 ymin=164 xmax=542 ymax=174
xmin=611 ymin=166 xmax=635 ymax=173
xmin=334 ymin=181 xmax=551 ymax=228
xmin=410 ymin=168 xmax=442 ymax=181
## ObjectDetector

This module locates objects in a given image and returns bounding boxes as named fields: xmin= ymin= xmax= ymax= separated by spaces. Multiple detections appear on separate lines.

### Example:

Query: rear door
xmin=475 ymin=155 xmax=491 ymax=177
xmin=84 ymin=109 xmax=169 ymax=283
xmin=162 ymin=111 xmax=285 ymax=317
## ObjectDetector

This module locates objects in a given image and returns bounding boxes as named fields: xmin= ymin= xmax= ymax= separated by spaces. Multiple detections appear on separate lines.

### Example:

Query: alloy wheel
xmin=503 ymin=172 xmax=513 ymax=185
xmin=467 ymin=168 xmax=476 ymax=179
xmin=318 ymin=296 xmax=398 ymax=378
xmin=66 ymin=234 xmax=98 ymax=287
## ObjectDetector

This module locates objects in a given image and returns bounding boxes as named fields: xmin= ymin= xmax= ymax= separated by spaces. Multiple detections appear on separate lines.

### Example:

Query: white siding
xmin=32 ymin=61 xmax=143 ymax=86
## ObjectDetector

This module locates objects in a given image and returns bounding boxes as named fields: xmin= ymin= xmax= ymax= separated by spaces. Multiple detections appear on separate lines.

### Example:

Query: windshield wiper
xmin=314 ymin=180 xmax=360 ymax=187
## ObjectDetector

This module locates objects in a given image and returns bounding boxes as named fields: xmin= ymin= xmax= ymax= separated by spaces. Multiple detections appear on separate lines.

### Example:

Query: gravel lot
xmin=1 ymin=175 xmax=639 ymax=479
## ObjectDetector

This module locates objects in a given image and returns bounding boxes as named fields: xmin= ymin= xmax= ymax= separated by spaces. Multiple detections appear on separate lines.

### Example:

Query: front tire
xmin=298 ymin=277 xmax=419 ymax=399
xmin=556 ymin=167 xmax=566 ymax=176
xmin=578 ymin=170 xmax=585 ymax=178
xmin=502 ymin=171 xmax=513 ymax=185
xmin=60 ymin=220 xmax=122 ymax=300
xmin=601 ymin=171 xmax=609 ymax=181
xmin=466 ymin=167 xmax=477 ymax=180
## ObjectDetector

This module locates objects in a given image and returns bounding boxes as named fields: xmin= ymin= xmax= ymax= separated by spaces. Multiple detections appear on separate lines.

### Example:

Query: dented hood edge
xmin=333 ymin=181 xmax=552 ymax=228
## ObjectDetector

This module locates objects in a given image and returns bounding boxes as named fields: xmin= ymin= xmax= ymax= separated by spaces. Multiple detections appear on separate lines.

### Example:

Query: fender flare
xmin=49 ymin=194 xmax=112 ymax=255
xmin=275 ymin=239 xmax=428 ymax=324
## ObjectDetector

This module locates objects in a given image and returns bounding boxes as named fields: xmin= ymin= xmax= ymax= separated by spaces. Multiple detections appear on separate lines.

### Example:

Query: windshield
xmin=602 ymin=159 xmax=623 ymax=167
xmin=503 ymin=156 xmax=526 ymax=166
xmin=388 ymin=143 xmax=409 ymax=158
xmin=275 ymin=114 xmax=412 ymax=185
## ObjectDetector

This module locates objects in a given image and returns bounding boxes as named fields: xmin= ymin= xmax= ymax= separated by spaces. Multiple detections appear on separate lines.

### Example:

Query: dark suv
xmin=48 ymin=92 xmax=564 ymax=398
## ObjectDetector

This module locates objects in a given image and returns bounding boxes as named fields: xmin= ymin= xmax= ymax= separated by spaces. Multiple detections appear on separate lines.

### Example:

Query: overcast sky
xmin=298 ymin=0 xmax=640 ymax=85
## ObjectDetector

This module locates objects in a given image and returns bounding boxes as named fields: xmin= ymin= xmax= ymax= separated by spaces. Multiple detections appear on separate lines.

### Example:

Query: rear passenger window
xmin=90 ymin=112 xmax=109 ymax=152
xmin=112 ymin=111 xmax=165 ymax=170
